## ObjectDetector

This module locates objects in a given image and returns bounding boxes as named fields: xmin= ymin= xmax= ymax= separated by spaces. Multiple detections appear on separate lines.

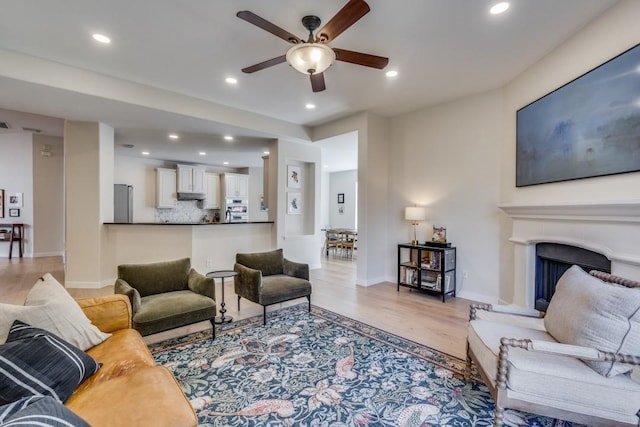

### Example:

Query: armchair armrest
xmin=114 ymin=278 xmax=142 ymax=315
xmin=76 ymin=294 xmax=132 ymax=333
xmin=501 ymin=337 xmax=640 ymax=365
xmin=284 ymin=258 xmax=309 ymax=280
xmin=188 ymin=268 xmax=215 ymax=300
xmin=234 ymin=263 xmax=263 ymax=302
xmin=469 ymin=303 xmax=544 ymax=321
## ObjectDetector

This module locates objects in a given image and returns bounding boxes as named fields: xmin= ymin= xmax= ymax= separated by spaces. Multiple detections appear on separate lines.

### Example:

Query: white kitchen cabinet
xmin=202 ymin=172 xmax=220 ymax=209
xmin=156 ymin=168 xmax=177 ymax=208
xmin=177 ymin=164 xmax=205 ymax=193
xmin=224 ymin=173 xmax=249 ymax=199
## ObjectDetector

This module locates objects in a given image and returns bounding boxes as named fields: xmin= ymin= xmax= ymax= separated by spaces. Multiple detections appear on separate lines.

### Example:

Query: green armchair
xmin=234 ymin=249 xmax=312 ymax=324
xmin=115 ymin=258 xmax=217 ymax=338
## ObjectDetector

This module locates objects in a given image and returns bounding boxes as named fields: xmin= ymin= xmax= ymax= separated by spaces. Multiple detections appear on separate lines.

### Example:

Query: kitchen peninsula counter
xmin=103 ymin=221 xmax=274 ymax=283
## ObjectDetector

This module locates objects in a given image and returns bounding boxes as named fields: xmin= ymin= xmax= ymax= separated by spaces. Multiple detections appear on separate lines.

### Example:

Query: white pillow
xmin=544 ymin=265 xmax=640 ymax=377
xmin=0 ymin=273 xmax=111 ymax=350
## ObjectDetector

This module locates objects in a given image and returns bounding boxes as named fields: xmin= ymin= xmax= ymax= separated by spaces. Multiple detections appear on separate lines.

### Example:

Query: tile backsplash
xmin=155 ymin=201 xmax=219 ymax=223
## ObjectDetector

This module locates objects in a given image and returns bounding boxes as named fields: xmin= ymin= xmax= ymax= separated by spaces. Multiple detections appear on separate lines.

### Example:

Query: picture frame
xmin=516 ymin=42 xmax=640 ymax=186
xmin=0 ymin=189 xmax=4 ymax=218
xmin=8 ymin=192 xmax=23 ymax=207
xmin=287 ymin=192 xmax=302 ymax=214
xmin=287 ymin=165 xmax=301 ymax=188
xmin=9 ymin=208 xmax=20 ymax=218
xmin=432 ymin=226 xmax=447 ymax=243
xmin=338 ymin=205 xmax=344 ymax=215
xmin=337 ymin=193 xmax=345 ymax=204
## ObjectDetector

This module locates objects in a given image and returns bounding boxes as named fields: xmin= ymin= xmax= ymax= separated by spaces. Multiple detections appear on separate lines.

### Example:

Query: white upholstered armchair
xmin=466 ymin=266 xmax=640 ymax=426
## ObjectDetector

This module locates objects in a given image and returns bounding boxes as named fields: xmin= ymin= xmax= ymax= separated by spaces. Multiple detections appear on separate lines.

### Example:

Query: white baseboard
xmin=32 ymin=251 xmax=64 ymax=258
xmin=456 ymin=290 xmax=499 ymax=304
xmin=65 ymin=279 xmax=113 ymax=289
xmin=355 ymin=275 xmax=388 ymax=287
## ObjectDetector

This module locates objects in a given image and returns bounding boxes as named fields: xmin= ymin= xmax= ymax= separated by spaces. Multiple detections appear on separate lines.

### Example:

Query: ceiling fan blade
xmin=333 ymin=48 xmax=389 ymax=69
xmin=310 ymin=73 xmax=326 ymax=92
xmin=316 ymin=0 xmax=370 ymax=43
xmin=241 ymin=55 xmax=287 ymax=73
xmin=237 ymin=11 xmax=302 ymax=44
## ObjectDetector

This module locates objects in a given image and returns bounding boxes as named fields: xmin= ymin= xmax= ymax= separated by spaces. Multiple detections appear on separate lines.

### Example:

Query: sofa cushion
xmin=0 ymin=396 xmax=90 ymax=427
xmin=65 ymin=366 xmax=198 ymax=427
xmin=118 ymin=258 xmax=191 ymax=297
xmin=0 ymin=274 xmax=111 ymax=350
xmin=236 ymin=249 xmax=284 ymax=276
xmin=260 ymin=275 xmax=312 ymax=306
xmin=468 ymin=319 xmax=640 ymax=425
xmin=0 ymin=321 xmax=100 ymax=405
xmin=133 ymin=290 xmax=216 ymax=336
xmin=544 ymin=265 xmax=640 ymax=376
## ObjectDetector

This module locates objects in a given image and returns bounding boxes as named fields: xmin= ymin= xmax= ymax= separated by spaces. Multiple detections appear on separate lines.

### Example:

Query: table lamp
xmin=405 ymin=206 xmax=426 ymax=245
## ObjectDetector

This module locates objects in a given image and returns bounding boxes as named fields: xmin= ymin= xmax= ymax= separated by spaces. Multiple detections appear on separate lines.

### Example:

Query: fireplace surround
xmin=500 ymin=200 xmax=640 ymax=308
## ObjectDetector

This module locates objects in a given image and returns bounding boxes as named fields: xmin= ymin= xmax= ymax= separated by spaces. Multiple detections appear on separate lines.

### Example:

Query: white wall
xmin=248 ymin=166 xmax=268 ymax=222
xmin=0 ymin=133 xmax=34 ymax=257
xmin=32 ymin=134 xmax=64 ymax=256
xmin=389 ymin=90 xmax=503 ymax=302
xmin=329 ymin=170 xmax=357 ymax=229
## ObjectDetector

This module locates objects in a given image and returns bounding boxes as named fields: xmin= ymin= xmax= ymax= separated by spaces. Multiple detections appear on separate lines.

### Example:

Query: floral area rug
xmin=150 ymin=304 xmax=577 ymax=427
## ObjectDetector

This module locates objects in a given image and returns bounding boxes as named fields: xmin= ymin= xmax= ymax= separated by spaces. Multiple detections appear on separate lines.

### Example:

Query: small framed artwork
xmin=9 ymin=208 xmax=20 ymax=218
xmin=337 ymin=193 xmax=345 ymax=204
xmin=432 ymin=226 xmax=447 ymax=243
xmin=338 ymin=205 xmax=344 ymax=215
xmin=8 ymin=192 xmax=23 ymax=207
xmin=287 ymin=165 xmax=301 ymax=188
xmin=0 ymin=189 xmax=4 ymax=218
xmin=287 ymin=192 xmax=302 ymax=214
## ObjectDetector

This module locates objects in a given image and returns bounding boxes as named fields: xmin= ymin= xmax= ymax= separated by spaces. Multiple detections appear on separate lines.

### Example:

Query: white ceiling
xmin=0 ymin=0 xmax=619 ymax=170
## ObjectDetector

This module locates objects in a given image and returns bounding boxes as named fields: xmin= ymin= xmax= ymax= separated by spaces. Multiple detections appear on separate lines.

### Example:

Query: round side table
xmin=206 ymin=270 xmax=238 ymax=324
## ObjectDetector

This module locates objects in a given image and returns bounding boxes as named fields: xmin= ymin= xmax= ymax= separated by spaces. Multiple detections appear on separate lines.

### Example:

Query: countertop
xmin=103 ymin=221 xmax=274 ymax=225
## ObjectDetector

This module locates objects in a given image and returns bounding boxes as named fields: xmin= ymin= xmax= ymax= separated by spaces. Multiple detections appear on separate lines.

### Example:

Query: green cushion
xmin=259 ymin=275 xmax=312 ymax=306
xmin=236 ymin=249 xmax=284 ymax=276
xmin=133 ymin=291 xmax=216 ymax=336
xmin=117 ymin=258 xmax=191 ymax=297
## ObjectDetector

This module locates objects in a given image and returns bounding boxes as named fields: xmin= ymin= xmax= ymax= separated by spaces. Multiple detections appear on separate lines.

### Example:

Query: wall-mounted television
xmin=516 ymin=43 xmax=640 ymax=187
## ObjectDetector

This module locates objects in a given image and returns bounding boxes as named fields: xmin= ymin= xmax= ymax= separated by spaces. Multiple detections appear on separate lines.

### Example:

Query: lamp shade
xmin=405 ymin=207 xmax=426 ymax=222
xmin=286 ymin=43 xmax=336 ymax=75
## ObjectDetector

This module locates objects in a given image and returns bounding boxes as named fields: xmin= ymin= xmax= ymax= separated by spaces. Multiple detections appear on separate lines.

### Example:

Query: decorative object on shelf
xmin=432 ymin=226 xmax=447 ymax=243
xmin=337 ymin=193 xmax=345 ymax=204
xmin=8 ymin=192 xmax=23 ymax=208
xmin=516 ymin=42 xmax=640 ymax=187
xmin=287 ymin=165 xmax=301 ymax=188
xmin=9 ymin=209 xmax=20 ymax=218
xmin=287 ymin=192 xmax=302 ymax=214
xmin=0 ymin=189 xmax=4 ymax=218
xmin=405 ymin=206 xmax=426 ymax=245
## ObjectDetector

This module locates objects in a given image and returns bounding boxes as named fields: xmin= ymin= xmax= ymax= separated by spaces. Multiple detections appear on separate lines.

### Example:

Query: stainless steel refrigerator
xmin=114 ymin=184 xmax=133 ymax=223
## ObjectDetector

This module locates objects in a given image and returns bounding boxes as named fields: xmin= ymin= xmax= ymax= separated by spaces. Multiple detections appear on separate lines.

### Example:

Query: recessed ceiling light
xmin=305 ymin=103 xmax=316 ymax=110
xmin=168 ymin=133 xmax=179 ymax=140
xmin=223 ymin=161 xmax=229 ymax=165
xmin=199 ymin=152 xmax=206 ymax=156
xmin=386 ymin=70 xmax=398 ymax=78
xmin=225 ymin=77 xmax=238 ymax=85
xmin=141 ymin=151 xmax=150 ymax=156
xmin=263 ymin=151 xmax=270 ymax=155
xmin=224 ymin=135 xmax=234 ymax=141
xmin=92 ymin=33 xmax=111 ymax=44
xmin=490 ymin=2 xmax=509 ymax=14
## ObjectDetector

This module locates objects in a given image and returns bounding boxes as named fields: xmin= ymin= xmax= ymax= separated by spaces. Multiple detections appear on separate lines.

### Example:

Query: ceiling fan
xmin=237 ymin=0 xmax=389 ymax=93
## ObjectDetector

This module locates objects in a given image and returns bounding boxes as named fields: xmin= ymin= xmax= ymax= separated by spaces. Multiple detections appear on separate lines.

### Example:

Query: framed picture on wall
xmin=0 ymin=189 xmax=4 ymax=218
xmin=8 ymin=192 xmax=23 ymax=207
xmin=287 ymin=192 xmax=302 ymax=214
xmin=337 ymin=193 xmax=345 ymax=204
xmin=287 ymin=165 xmax=301 ymax=188
xmin=9 ymin=208 xmax=20 ymax=218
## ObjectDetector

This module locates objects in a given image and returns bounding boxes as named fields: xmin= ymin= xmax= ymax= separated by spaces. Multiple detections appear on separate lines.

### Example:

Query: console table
xmin=0 ymin=223 xmax=24 ymax=259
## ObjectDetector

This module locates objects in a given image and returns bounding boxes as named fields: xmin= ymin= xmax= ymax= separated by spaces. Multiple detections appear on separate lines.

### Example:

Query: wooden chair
xmin=324 ymin=229 xmax=341 ymax=257
xmin=338 ymin=231 xmax=357 ymax=260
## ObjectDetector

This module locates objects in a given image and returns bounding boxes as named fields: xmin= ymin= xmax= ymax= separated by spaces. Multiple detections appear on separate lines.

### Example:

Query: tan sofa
xmin=65 ymin=294 xmax=197 ymax=427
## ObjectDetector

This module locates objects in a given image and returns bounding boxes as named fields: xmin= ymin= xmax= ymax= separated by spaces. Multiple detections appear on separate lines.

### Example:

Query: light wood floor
xmin=0 ymin=255 xmax=474 ymax=359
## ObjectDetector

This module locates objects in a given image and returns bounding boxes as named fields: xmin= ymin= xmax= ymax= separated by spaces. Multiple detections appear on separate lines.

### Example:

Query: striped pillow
xmin=0 ymin=395 xmax=90 ymax=426
xmin=0 ymin=320 xmax=100 ymax=405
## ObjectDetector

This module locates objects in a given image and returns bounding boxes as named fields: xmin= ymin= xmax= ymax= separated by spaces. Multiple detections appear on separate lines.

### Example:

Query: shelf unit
xmin=397 ymin=243 xmax=456 ymax=302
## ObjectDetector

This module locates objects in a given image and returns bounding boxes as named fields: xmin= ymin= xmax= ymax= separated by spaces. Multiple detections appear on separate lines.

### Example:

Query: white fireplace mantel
xmin=499 ymin=200 xmax=640 ymax=307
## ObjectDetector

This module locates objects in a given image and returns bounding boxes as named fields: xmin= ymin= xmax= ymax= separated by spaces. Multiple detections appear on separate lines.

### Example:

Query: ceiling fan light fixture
xmin=286 ymin=43 xmax=336 ymax=75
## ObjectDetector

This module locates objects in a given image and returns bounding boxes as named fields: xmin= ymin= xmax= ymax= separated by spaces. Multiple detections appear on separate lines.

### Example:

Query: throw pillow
xmin=544 ymin=265 xmax=640 ymax=376
xmin=0 ymin=320 xmax=100 ymax=405
xmin=0 ymin=273 xmax=111 ymax=350
xmin=0 ymin=395 xmax=90 ymax=427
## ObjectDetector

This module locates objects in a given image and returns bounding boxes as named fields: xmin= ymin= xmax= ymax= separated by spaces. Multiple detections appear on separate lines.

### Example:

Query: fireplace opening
xmin=535 ymin=243 xmax=611 ymax=311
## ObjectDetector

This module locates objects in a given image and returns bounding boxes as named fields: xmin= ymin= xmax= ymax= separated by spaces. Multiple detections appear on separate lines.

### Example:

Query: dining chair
xmin=324 ymin=229 xmax=341 ymax=257
xmin=339 ymin=231 xmax=357 ymax=260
